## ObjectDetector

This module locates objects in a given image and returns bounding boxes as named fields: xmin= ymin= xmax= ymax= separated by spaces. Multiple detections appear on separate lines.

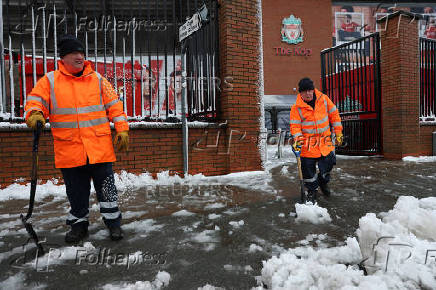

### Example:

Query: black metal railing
xmin=0 ymin=0 xmax=219 ymax=122
xmin=420 ymin=37 xmax=436 ymax=120
xmin=321 ymin=33 xmax=382 ymax=155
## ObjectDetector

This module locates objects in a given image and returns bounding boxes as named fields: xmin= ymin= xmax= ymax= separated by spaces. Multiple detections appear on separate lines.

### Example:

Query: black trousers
xmin=301 ymin=151 xmax=336 ymax=192
xmin=61 ymin=162 xmax=121 ymax=229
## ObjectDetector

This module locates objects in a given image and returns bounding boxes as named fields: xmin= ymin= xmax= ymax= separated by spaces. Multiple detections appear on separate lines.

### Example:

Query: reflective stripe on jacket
xmin=24 ymin=60 xmax=129 ymax=168
xmin=290 ymin=89 xmax=342 ymax=158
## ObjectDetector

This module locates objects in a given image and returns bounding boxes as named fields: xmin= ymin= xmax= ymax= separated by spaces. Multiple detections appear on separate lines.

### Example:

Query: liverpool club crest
xmin=281 ymin=15 xmax=304 ymax=44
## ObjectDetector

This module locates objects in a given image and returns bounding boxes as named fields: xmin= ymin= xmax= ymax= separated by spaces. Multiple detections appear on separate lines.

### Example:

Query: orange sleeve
xmin=101 ymin=77 xmax=129 ymax=132
xmin=24 ymin=75 xmax=51 ymax=120
xmin=290 ymin=105 xmax=303 ymax=141
xmin=326 ymin=96 xmax=343 ymax=134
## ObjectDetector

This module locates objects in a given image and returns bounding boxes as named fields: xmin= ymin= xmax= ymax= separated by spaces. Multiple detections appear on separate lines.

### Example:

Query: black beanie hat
xmin=298 ymin=77 xmax=315 ymax=92
xmin=58 ymin=34 xmax=85 ymax=58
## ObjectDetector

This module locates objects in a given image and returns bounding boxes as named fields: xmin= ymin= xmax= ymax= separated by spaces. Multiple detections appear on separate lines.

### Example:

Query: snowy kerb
xmin=255 ymin=196 xmax=436 ymax=289
xmin=0 ymin=169 xmax=275 ymax=202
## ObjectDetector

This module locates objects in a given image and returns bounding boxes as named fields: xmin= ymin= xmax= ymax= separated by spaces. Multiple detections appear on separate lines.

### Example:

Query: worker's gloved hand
xmin=292 ymin=139 xmax=304 ymax=152
xmin=26 ymin=111 xmax=45 ymax=130
xmin=335 ymin=132 xmax=344 ymax=146
xmin=114 ymin=131 xmax=129 ymax=152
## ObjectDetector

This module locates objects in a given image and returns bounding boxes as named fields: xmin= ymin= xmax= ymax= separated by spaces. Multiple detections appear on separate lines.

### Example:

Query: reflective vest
xmin=290 ymin=89 xmax=342 ymax=158
xmin=24 ymin=60 xmax=128 ymax=168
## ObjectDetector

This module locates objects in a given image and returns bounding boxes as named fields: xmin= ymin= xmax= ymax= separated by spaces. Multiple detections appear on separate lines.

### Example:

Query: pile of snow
xmin=249 ymin=244 xmax=263 ymax=253
xmin=0 ymin=179 xmax=65 ymax=202
xmin=256 ymin=196 xmax=436 ymax=289
xmin=294 ymin=202 xmax=332 ymax=224
xmin=102 ymin=271 xmax=170 ymax=290
xmin=403 ymin=156 xmax=436 ymax=163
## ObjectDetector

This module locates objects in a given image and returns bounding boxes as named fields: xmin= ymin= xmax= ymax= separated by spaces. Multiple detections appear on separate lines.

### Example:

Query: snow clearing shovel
xmin=291 ymin=143 xmax=306 ymax=203
xmin=20 ymin=121 xmax=45 ymax=256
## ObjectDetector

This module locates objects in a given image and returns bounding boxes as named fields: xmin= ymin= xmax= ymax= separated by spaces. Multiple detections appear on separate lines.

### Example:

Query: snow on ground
xmin=197 ymin=284 xmax=225 ymax=290
xmin=207 ymin=213 xmax=221 ymax=220
xmin=0 ymin=145 xmax=299 ymax=202
xmin=256 ymin=196 xmax=436 ymax=289
xmin=294 ymin=202 xmax=332 ymax=224
xmin=0 ymin=179 xmax=65 ymax=202
xmin=0 ymin=167 xmax=276 ymax=202
xmin=171 ymin=210 xmax=196 ymax=217
xmin=265 ymin=146 xmax=296 ymax=171
xmin=101 ymin=271 xmax=170 ymax=290
xmin=204 ymin=203 xmax=226 ymax=210
xmin=403 ymin=156 xmax=436 ymax=163
xmin=0 ymin=272 xmax=33 ymax=289
xmin=229 ymin=220 xmax=245 ymax=228
xmin=92 ymin=219 xmax=163 ymax=240
xmin=335 ymin=154 xmax=371 ymax=160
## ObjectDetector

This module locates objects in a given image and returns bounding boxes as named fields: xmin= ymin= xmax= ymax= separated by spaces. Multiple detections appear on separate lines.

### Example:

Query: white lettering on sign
xmin=179 ymin=13 xmax=202 ymax=42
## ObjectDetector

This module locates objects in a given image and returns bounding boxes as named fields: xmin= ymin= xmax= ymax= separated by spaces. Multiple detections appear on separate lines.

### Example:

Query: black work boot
xmin=319 ymin=182 xmax=331 ymax=197
xmin=306 ymin=189 xmax=318 ymax=203
xmin=65 ymin=224 xmax=88 ymax=243
xmin=109 ymin=226 xmax=124 ymax=241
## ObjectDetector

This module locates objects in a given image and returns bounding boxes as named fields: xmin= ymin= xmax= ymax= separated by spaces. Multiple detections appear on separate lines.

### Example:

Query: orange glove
xmin=114 ymin=131 xmax=129 ymax=152
xmin=335 ymin=132 xmax=344 ymax=146
xmin=26 ymin=111 xmax=45 ymax=130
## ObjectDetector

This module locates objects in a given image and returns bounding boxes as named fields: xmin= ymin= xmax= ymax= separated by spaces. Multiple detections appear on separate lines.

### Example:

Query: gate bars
xmin=0 ymin=0 xmax=219 ymax=122
xmin=420 ymin=37 xmax=436 ymax=120
xmin=321 ymin=33 xmax=382 ymax=155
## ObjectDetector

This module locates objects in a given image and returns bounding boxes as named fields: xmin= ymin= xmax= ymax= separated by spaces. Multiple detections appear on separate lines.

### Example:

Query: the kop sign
xmin=275 ymin=14 xmax=311 ymax=57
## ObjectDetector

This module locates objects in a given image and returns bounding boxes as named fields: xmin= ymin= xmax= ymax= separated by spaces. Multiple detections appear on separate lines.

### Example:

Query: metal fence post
xmin=181 ymin=42 xmax=189 ymax=175
xmin=0 ymin=0 xmax=6 ymax=113
xmin=433 ymin=131 xmax=436 ymax=156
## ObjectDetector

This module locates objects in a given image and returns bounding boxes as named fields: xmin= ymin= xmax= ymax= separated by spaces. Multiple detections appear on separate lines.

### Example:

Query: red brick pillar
xmin=379 ymin=11 xmax=421 ymax=159
xmin=218 ymin=0 xmax=263 ymax=172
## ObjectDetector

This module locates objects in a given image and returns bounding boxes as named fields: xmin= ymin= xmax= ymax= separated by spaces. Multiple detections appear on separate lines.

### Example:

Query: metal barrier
xmin=0 ymin=0 xmax=219 ymax=122
xmin=420 ymin=37 xmax=436 ymax=120
xmin=321 ymin=33 xmax=382 ymax=155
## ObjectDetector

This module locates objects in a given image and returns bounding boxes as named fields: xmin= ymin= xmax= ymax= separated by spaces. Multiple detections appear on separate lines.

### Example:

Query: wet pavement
xmin=0 ymin=148 xmax=435 ymax=289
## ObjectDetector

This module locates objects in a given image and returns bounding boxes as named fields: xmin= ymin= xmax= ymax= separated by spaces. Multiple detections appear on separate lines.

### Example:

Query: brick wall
xmin=218 ymin=0 xmax=263 ymax=173
xmin=0 ymin=0 xmax=263 ymax=187
xmin=380 ymin=12 xmax=421 ymax=159
xmin=419 ymin=125 xmax=436 ymax=155
xmin=262 ymin=0 xmax=332 ymax=94
xmin=0 ymin=125 xmax=234 ymax=186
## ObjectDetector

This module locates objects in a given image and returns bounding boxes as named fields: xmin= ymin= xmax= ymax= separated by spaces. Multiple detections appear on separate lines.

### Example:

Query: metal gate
xmin=420 ymin=37 xmax=436 ymax=121
xmin=0 ymin=0 xmax=219 ymax=122
xmin=321 ymin=33 xmax=382 ymax=155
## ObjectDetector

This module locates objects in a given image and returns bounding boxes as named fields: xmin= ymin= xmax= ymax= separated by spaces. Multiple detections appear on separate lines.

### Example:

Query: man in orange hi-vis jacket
xmin=290 ymin=78 xmax=343 ymax=202
xmin=24 ymin=34 xmax=128 ymax=243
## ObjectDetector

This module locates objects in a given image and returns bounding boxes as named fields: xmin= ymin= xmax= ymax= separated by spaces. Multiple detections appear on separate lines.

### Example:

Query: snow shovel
xmin=20 ymin=121 xmax=45 ymax=256
xmin=291 ymin=142 xmax=306 ymax=203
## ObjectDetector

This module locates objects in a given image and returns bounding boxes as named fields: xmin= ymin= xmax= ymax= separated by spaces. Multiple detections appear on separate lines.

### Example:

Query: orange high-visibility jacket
xmin=290 ymin=89 xmax=342 ymax=158
xmin=24 ymin=60 xmax=129 ymax=168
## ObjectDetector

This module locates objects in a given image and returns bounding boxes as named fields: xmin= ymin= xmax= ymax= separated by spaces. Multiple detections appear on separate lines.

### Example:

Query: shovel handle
xmin=25 ymin=121 xmax=43 ymax=221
